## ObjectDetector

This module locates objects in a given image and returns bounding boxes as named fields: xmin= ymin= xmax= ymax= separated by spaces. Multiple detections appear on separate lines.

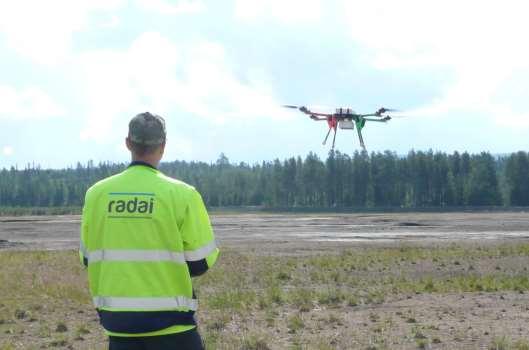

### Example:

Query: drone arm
xmin=360 ymin=108 xmax=397 ymax=118
xmin=363 ymin=117 xmax=391 ymax=122
xmin=298 ymin=106 xmax=333 ymax=118
xmin=309 ymin=111 xmax=333 ymax=117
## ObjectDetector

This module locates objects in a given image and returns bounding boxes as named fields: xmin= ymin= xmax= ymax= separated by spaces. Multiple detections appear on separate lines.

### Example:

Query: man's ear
xmin=125 ymin=137 xmax=132 ymax=151
xmin=159 ymin=141 xmax=166 ymax=154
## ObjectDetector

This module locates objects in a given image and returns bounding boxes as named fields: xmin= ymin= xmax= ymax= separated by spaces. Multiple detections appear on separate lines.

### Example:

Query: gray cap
xmin=128 ymin=112 xmax=166 ymax=145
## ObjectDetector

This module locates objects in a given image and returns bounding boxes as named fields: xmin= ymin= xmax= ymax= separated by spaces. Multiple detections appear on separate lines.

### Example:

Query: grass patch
xmin=3 ymin=242 xmax=529 ymax=348
xmin=287 ymin=314 xmax=304 ymax=333
xmin=288 ymin=288 xmax=314 ymax=312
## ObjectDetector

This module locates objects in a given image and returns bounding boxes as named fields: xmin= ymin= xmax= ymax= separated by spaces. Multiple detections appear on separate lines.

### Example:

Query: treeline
xmin=1 ymin=151 xmax=528 ymax=209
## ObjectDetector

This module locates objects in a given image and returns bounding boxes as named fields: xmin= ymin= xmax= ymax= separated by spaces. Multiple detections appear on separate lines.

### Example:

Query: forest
xmin=0 ymin=150 xmax=528 ymax=210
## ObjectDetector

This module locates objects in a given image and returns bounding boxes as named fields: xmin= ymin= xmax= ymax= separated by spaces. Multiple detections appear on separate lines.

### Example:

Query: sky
xmin=1 ymin=0 xmax=528 ymax=169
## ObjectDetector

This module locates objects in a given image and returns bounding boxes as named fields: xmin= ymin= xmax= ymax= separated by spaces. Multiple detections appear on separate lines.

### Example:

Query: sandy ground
xmin=2 ymin=212 xmax=529 ymax=349
xmin=1 ymin=211 xmax=529 ymax=252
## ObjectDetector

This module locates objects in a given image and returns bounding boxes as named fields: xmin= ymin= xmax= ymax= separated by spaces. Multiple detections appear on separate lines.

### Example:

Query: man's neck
xmin=130 ymin=157 xmax=159 ymax=168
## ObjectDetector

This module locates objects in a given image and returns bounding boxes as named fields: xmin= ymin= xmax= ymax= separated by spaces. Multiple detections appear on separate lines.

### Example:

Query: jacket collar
xmin=128 ymin=161 xmax=158 ymax=170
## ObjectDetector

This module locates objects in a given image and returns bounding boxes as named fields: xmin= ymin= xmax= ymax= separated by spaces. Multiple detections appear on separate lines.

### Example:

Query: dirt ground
xmin=1 ymin=211 xmax=529 ymax=252
xmin=1 ymin=212 xmax=529 ymax=349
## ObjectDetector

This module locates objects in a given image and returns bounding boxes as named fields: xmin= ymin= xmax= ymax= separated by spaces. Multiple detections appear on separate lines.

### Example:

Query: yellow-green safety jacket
xmin=79 ymin=162 xmax=219 ymax=337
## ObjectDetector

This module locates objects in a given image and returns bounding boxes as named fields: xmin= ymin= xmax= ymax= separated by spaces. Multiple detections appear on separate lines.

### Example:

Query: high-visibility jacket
xmin=79 ymin=162 xmax=219 ymax=337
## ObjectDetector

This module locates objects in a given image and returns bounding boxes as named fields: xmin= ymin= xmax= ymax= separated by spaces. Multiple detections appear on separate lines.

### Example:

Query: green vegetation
xmin=2 ymin=243 xmax=529 ymax=348
xmin=489 ymin=337 xmax=529 ymax=350
xmin=0 ymin=206 xmax=81 ymax=216
xmin=2 ymin=150 xmax=529 ymax=211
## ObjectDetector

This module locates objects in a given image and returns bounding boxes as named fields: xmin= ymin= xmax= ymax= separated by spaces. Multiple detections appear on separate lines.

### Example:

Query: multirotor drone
xmin=283 ymin=105 xmax=400 ymax=151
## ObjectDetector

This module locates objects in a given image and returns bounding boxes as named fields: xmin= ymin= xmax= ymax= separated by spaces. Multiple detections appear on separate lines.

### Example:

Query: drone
xmin=283 ymin=105 xmax=399 ymax=151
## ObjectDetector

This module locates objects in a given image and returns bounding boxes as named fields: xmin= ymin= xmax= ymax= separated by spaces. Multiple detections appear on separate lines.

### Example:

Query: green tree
xmin=505 ymin=151 xmax=529 ymax=205
xmin=466 ymin=152 xmax=501 ymax=205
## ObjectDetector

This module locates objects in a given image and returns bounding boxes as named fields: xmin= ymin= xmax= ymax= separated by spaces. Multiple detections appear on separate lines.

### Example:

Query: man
xmin=80 ymin=112 xmax=219 ymax=350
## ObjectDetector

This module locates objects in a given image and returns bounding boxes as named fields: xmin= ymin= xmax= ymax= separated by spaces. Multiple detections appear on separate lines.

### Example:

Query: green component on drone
xmin=355 ymin=118 xmax=367 ymax=131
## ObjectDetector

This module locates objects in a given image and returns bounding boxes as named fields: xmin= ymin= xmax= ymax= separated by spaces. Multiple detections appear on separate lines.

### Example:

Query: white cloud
xmin=114 ymin=142 xmax=128 ymax=156
xmin=0 ymin=85 xmax=64 ymax=119
xmin=77 ymin=32 xmax=179 ymax=141
xmin=0 ymin=1 xmax=124 ymax=65
xmin=100 ymin=15 xmax=120 ymax=29
xmin=177 ymin=42 xmax=290 ymax=123
xmin=76 ymin=32 xmax=288 ymax=142
xmin=163 ymin=135 xmax=194 ymax=160
xmin=234 ymin=0 xmax=321 ymax=23
xmin=135 ymin=0 xmax=205 ymax=15
xmin=343 ymin=0 xmax=529 ymax=127
xmin=2 ymin=146 xmax=13 ymax=156
xmin=345 ymin=1 xmax=529 ymax=69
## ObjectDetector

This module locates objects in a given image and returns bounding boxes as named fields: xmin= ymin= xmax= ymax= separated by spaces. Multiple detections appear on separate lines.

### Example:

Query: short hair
xmin=128 ymin=139 xmax=163 ymax=157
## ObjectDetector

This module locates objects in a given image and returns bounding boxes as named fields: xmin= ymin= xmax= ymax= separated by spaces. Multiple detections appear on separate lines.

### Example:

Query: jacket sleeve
xmin=79 ymin=193 xmax=90 ymax=268
xmin=180 ymin=189 xmax=219 ymax=277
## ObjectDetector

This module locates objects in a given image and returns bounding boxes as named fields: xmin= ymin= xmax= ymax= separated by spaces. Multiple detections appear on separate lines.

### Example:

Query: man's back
xmin=84 ymin=163 xmax=198 ymax=262
xmin=81 ymin=160 xmax=218 ymax=342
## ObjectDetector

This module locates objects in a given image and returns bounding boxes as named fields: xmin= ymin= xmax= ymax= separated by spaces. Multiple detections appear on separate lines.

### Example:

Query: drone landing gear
xmin=356 ymin=128 xmax=366 ymax=152
xmin=322 ymin=127 xmax=332 ymax=145
xmin=322 ymin=117 xmax=338 ymax=150
xmin=322 ymin=127 xmax=338 ymax=150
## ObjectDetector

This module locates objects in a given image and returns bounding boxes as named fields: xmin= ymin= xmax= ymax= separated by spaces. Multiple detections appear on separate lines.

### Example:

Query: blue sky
xmin=1 ymin=0 xmax=528 ymax=169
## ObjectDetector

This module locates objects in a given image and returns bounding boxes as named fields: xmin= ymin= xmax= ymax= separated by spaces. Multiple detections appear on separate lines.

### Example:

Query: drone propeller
xmin=282 ymin=105 xmax=300 ymax=109
xmin=377 ymin=107 xmax=399 ymax=115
